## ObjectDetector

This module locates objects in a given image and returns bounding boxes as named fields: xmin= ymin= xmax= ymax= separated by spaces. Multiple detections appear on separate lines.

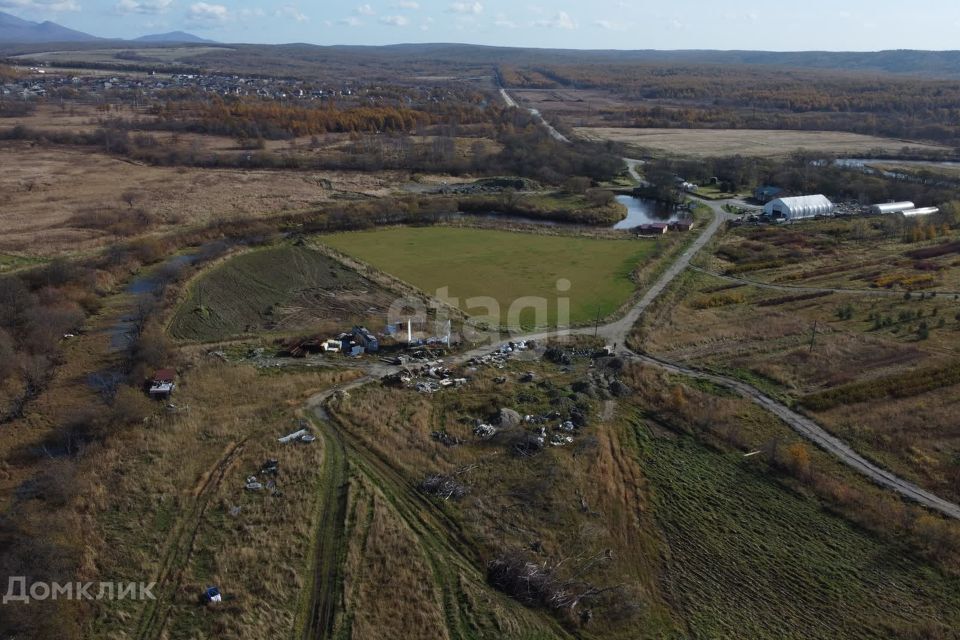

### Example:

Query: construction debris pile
xmin=472 ymin=403 xmax=590 ymax=456
xmin=430 ymin=430 xmax=463 ymax=447
xmin=278 ymin=422 xmax=317 ymax=444
xmin=543 ymin=345 xmax=604 ymax=366
xmin=244 ymin=459 xmax=281 ymax=495
xmin=467 ymin=340 xmax=536 ymax=370
xmin=572 ymin=370 xmax=631 ymax=399
xmin=419 ymin=474 xmax=469 ymax=501
xmin=382 ymin=355 xmax=468 ymax=394
xmin=487 ymin=549 xmax=613 ymax=612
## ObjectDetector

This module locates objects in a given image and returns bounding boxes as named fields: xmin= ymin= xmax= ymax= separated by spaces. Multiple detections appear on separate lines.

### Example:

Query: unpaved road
xmin=299 ymin=409 xmax=350 ymax=640
xmin=631 ymin=351 xmax=960 ymax=520
xmin=314 ymin=188 xmax=960 ymax=520
xmin=311 ymin=193 xmax=960 ymax=520
xmin=623 ymin=158 xmax=649 ymax=187
xmin=295 ymin=189 xmax=960 ymax=640
xmin=500 ymin=88 xmax=571 ymax=144
xmin=301 ymin=156 xmax=960 ymax=640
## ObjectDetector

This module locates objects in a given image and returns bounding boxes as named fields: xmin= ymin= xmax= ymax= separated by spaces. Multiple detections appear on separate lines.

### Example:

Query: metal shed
xmin=869 ymin=201 xmax=915 ymax=215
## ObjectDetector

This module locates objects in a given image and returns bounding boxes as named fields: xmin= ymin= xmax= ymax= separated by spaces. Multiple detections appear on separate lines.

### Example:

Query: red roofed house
xmin=149 ymin=368 xmax=176 ymax=398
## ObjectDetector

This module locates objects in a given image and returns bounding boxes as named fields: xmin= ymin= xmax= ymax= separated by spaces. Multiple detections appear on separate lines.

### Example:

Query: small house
xmin=352 ymin=326 xmax=379 ymax=353
xmin=754 ymin=186 xmax=784 ymax=203
xmin=637 ymin=223 xmax=669 ymax=235
xmin=149 ymin=368 xmax=176 ymax=398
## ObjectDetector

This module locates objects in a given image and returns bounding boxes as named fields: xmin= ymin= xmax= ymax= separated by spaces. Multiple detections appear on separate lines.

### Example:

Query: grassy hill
xmin=169 ymin=244 xmax=396 ymax=342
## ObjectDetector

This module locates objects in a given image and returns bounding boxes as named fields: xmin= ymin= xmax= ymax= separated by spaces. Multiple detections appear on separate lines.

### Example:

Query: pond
xmin=452 ymin=196 xmax=683 ymax=230
xmin=612 ymin=195 xmax=686 ymax=229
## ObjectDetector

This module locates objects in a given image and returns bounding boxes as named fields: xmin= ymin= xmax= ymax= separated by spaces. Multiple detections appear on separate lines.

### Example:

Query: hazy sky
xmin=4 ymin=0 xmax=960 ymax=50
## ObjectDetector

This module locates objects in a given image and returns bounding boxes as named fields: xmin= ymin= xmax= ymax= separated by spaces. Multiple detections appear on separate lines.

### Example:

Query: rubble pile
xmin=571 ymin=371 xmax=630 ymax=400
xmin=383 ymin=358 xmax=468 ymax=394
xmin=468 ymin=341 xmax=535 ymax=370
xmin=419 ymin=474 xmax=469 ymax=501
xmin=430 ymin=430 xmax=463 ymax=447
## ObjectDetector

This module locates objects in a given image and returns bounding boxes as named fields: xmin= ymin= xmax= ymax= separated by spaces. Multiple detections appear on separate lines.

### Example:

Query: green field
xmin=635 ymin=425 xmax=960 ymax=639
xmin=320 ymin=227 xmax=654 ymax=329
xmin=0 ymin=253 xmax=43 ymax=274
xmin=168 ymin=244 xmax=396 ymax=342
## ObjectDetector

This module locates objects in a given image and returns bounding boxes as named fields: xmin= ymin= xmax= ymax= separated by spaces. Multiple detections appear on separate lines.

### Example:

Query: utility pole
xmin=809 ymin=321 xmax=818 ymax=353
xmin=594 ymin=307 xmax=601 ymax=337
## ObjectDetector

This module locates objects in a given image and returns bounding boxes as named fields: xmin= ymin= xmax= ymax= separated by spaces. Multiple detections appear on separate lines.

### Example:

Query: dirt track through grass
xmin=301 ymin=383 xmax=571 ymax=640
xmin=298 ymin=418 xmax=349 ymax=640
xmin=135 ymin=439 xmax=248 ymax=640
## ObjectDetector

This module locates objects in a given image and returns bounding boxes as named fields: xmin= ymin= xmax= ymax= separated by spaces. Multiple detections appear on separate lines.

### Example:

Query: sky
xmin=3 ymin=0 xmax=960 ymax=50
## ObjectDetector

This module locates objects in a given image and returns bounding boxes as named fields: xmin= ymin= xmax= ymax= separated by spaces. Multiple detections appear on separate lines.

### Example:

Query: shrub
xmin=801 ymin=361 xmax=960 ymax=410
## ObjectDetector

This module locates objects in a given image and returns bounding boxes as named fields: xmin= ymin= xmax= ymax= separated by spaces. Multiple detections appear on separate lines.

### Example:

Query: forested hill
xmin=4 ymin=40 xmax=960 ymax=79
xmin=365 ymin=45 xmax=960 ymax=78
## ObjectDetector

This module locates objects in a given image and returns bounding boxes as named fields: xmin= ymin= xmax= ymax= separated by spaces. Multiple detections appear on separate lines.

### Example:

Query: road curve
xmin=630 ymin=351 xmax=960 ymax=520
xmin=306 ymin=186 xmax=960 ymax=530
xmin=455 ymin=196 xmax=960 ymax=519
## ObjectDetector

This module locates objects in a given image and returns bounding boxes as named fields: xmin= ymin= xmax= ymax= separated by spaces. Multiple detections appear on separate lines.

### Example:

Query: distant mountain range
xmin=0 ymin=10 xmax=98 ymax=43
xmin=2 ymin=10 xmax=960 ymax=79
xmin=0 ymin=11 xmax=212 ymax=45
xmin=134 ymin=31 xmax=215 ymax=44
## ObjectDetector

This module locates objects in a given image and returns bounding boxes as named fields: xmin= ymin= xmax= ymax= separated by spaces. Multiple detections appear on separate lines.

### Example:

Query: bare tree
xmin=120 ymin=190 xmax=140 ymax=209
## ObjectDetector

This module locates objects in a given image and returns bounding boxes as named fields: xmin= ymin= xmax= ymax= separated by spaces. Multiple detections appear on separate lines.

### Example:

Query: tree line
xmin=501 ymin=62 xmax=960 ymax=147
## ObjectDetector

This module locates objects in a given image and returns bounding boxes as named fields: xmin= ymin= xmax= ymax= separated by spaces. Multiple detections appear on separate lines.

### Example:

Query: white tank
xmin=901 ymin=207 xmax=940 ymax=217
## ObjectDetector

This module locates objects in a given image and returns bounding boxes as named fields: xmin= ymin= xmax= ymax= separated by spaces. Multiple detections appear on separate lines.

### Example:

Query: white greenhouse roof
xmin=770 ymin=195 xmax=833 ymax=209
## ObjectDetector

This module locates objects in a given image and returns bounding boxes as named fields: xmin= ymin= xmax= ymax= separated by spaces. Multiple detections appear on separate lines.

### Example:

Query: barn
xmin=763 ymin=195 xmax=834 ymax=221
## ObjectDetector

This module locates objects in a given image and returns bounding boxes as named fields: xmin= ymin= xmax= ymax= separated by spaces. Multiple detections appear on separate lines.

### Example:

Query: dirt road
xmin=294 ymin=190 xmax=960 ymax=640
xmin=298 ymin=413 xmax=350 ymax=640
xmin=500 ymin=88 xmax=571 ymax=144
xmin=364 ymin=193 xmax=960 ymax=519
xmin=631 ymin=352 xmax=960 ymax=520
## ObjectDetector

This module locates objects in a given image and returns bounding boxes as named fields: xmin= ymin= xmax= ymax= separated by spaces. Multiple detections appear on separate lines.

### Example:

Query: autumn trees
xmin=501 ymin=62 xmax=960 ymax=146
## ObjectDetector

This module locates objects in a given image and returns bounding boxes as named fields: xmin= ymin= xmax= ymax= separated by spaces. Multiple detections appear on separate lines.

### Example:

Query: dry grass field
xmin=88 ymin=362 xmax=361 ymax=639
xmin=510 ymin=88 xmax=634 ymax=113
xmin=634 ymin=218 xmax=960 ymax=503
xmin=4 ymin=58 xmax=960 ymax=640
xmin=0 ymin=142 xmax=415 ymax=256
xmin=574 ymin=127 xmax=948 ymax=158
xmin=320 ymin=350 xmax=960 ymax=639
